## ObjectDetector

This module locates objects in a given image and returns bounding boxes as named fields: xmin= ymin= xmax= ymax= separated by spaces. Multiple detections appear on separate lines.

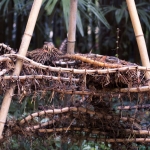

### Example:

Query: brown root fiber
xmin=1 ymin=43 xmax=150 ymax=148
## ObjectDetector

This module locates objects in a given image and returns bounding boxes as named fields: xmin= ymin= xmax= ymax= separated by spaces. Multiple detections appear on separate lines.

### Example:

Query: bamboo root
xmin=19 ymin=107 xmax=135 ymax=125
xmin=38 ymin=127 xmax=150 ymax=136
xmin=0 ymin=43 xmax=15 ymax=54
xmin=4 ymin=54 xmax=150 ymax=74
xmin=62 ymin=54 xmax=123 ymax=68
xmin=1 ymin=75 xmax=79 ymax=82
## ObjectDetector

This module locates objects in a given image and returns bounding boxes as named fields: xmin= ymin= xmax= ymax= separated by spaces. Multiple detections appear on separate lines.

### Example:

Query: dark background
xmin=0 ymin=0 xmax=150 ymax=64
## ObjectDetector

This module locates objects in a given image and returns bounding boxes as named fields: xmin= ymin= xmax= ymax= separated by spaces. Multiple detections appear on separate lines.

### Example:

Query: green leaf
xmin=0 ymin=0 xmax=9 ymax=14
xmin=136 ymin=2 xmax=150 ymax=7
xmin=121 ymin=2 xmax=128 ymax=23
xmin=124 ymin=9 xmax=129 ymax=24
xmin=115 ymin=9 xmax=124 ymax=24
xmin=61 ymin=0 xmax=70 ymax=30
xmin=78 ymin=0 xmax=110 ymax=29
xmin=0 ymin=0 xmax=5 ymax=10
xmin=44 ymin=0 xmax=58 ymax=15
xmin=102 ymin=5 xmax=116 ymax=15
xmin=138 ymin=9 xmax=150 ymax=31
xmin=77 ymin=10 xmax=84 ymax=36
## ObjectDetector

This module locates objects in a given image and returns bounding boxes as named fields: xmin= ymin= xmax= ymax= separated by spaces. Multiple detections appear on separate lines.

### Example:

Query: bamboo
xmin=126 ymin=0 xmax=150 ymax=79
xmin=0 ymin=56 xmax=12 ymax=62
xmin=19 ymin=107 xmax=103 ymax=124
xmin=49 ymin=86 xmax=150 ymax=95
xmin=25 ymin=120 xmax=56 ymax=131
xmin=4 ymin=54 xmax=138 ymax=73
xmin=63 ymin=54 xmax=123 ymax=68
xmin=117 ymin=104 xmax=150 ymax=110
xmin=67 ymin=0 xmax=78 ymax=54
xmin=0 ymin=43 xmax=15 ymax=54
xmin=1 ymin=75 xmax=79 ymax=82
xmin=19 ymin=106 xmax=133 ymax=125
xmin=38 ymin=127 xmax=106 ymax=135
xmin=0 ymin=69 xmax=7 ymax=76
xmin=38 ymin=128 xmax=150 ymax=136
xmin=3 ymin=53 xmax=150 ymax=74
xmin=0 ymin=0 xmax=43 ymax=138
xmin=88 ymin=137 xmax=150 ymax=143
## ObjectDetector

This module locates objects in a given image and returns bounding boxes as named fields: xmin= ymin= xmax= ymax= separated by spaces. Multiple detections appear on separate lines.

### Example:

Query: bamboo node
xmin=24 ymin=33 xmax=32 ymax=37
xmin=135 ymin=34 xmax=144 ymax=38
xmin=0 ymin=121 xmax=5 ymax=124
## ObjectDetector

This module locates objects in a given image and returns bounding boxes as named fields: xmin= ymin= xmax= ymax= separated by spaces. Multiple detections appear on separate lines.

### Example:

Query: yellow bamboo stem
xmin=126 ymin=0 xmax=150 ymax=79
xmin=64 ymin=54 xmax=123 ymax=68
xmin=38 ymin=128 xmax=150 ymax=136
xmin=19 ymin=106 xmax=134 ymax=125
xmin=0 ymin=0 xmax=43 ymax=138
xmin=67 ymin=0 xmax=78 ymax=54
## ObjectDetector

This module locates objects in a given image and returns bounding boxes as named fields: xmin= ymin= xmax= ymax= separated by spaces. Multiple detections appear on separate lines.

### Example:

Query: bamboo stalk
xmin=4 ymin=54 xmax=142 ymax=73
xmin=19 ymin=106 xmax=134 ymax=125
xmin=117 ymin=104 xmax=150 ymax=110
xmin=19 ymin=107 xmax=103 ymax=124
xmin=63 ymin=54 xmax=123 ymax=68
xmin=0 ymin=56 xmax=12 ymax=62
xmin=126 ymin=0 xmax=150 ymax=79
xmin=88 ymin=137 xmax=150 ymax=143
xmin=48 ymin=86 xmax=150 ymax=95
xmin=3 ymin=53 xmax=150 ymax=75
xmin=38 ymin=127 xmax=107 ymax=135
xmin=38 ymin=128 xmax=150 ymax=136
xmin=1 ymin=75 xmax=79 ymax=82
xmin=0 ymin=0 xmax=43 ymax=138
xmin=0 ymin=43 xmax=15 ymax=54
xmin=67 ymin=0 xmax=78 ymax=54
xmin=25 ymin=120 xmax=56 ymax=131
xmin=0 ymin=69 xmax=7 ymax=76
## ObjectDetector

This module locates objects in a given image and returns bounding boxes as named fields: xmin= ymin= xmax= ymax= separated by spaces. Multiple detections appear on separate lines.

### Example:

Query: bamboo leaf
xmin=61 ymin=0 xmax=70 ymax=30
xmin=124 ymin=9 xmax=129 ymax=24
xmin=115 ymin=9 xmax=124 ymax=24
xmin=102 ymin=5 xmax=116 ymax=15
xmin=78 ymin=0 xmax=110 ymax=28
xmin=44 ymin=0 xmax=58 ymax=15
xmin=77 ymin=10 xmax=84 ymax=36
xmin=0 ymin=0 xmax=9 ymax=14
xmin=138 ymin=9 xmax=150 ymax=31
xmin=136 ymin=2 xmax=149 ymax=7
xmin=3 ymin=0 xmax=9 ymax=14
xmin=0 ymin=0 xmax=7 ymax=10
